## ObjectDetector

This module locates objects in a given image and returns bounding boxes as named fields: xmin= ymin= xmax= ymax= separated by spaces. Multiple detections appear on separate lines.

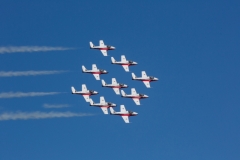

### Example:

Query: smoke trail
xmin=0 ymin=111 xmax=93 ymax=121
xmin=0 ymin=46 xmax=73 ymax=54
xmin=0 ymin=70 xmax=68 ymax=77
xmin=43 ymin=104 xmax=70 ymax=109
xmin=0 ymin=92 xmax=61 ymax=98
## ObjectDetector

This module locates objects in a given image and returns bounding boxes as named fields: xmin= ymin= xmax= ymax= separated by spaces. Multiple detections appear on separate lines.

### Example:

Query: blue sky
xmin=0 ymin=0 xmax=240 ymax=159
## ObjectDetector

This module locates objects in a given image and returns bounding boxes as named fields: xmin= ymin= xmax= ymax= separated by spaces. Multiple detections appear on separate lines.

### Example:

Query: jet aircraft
xmin=89 ymin=40 xmax=115 ymax=56
xmin=101 ymin=78 xmax=128 ymax=95
xmin=109 ymin=105 xmax=138 ymax=123
xmin=89 ymin=96 xmax=116 ymax=114
xmin=132 ymin=71 xmax=158 ymax=88
xmin=121 ymin=88 xmax=148 ymax=105
xmin=71 ymin=84 xmax=98 ymax=102
xmin=82 ymin=64 xmax=108 ymax=80
xmin=111 ymin=55 xmax=137 ymax=72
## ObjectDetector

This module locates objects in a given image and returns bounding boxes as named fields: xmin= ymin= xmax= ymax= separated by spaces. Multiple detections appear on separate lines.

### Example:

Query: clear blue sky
xmin=0 ymin=0 xmax=239 ymax=160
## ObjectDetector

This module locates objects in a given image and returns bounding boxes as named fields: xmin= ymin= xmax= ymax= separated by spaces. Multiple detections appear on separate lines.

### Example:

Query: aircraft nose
xmin=95 ymin=91 xmax=98 ymax=94
xmin=112 ymin=47 xmax=116 ymax=49
xmin=146 ymin=95 xmax=149 ymax=98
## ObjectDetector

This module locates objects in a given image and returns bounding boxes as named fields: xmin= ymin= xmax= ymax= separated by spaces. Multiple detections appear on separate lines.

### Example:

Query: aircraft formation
xmin=72 ymin=40 xmax=158 ymax=123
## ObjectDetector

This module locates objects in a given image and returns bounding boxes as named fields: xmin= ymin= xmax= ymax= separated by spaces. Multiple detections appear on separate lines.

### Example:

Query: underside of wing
xmin=122 ymin=65 xmax=129 ymax=72
xmin=121 ymin=116 xmax=129 ymax=123
xmin=83 ymin=95 xmax=90 ymax=102
xmin=93 ymin=74 xmax=100 ymax=80
xmin=113 ymin=88 xmax=120 ymax=95
xmin=143 ymin=81 xmax=151 ymax=88
xmin=132 ymin=98 xmax=140 ymax=105
xmin=100 ymin=50 xmax=108 ymax=56
xmin=100 ymin=107 xmax=108 ymax=114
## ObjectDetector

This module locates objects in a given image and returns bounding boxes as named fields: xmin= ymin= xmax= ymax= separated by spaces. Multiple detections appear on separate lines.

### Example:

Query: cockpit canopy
xmin=150 ymin=76 xmax=154 ymax=79
xmin=139 ymin=94 xmax=144 ymax=97
xmin=89 ymin=90 xmax=94 ymax=93
xmin=99 ymin=69 xmax=104 ymax=72
xmin=107 ymin=45 xmax=111 ymax=48
xmin=128 ymin=111 xmax=134 ymax=114
xmin=129 ymin=60 xmax=133 ymax=64
xmin=119 ymin=83 xmax=124 ymax=86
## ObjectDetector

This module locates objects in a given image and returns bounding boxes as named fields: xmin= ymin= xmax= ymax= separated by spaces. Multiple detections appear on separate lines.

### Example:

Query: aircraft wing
xmin=142 ymin=71 xmax=147 ymax=78
xmin=100 ymin=107 xmax=108 ymax=114
xmin=112 ymin=78 xmax=117 ymax=84
xmin=92 ymin=64 xmax=97 ymax=70
xmin=113 ymin=88 xmax=120 ymax=95
xmin=99 ymin=40 xmax=104 ymax=46
xmin=121 ymin=116 xmax=129 ymax=123
xmin=93 ymin=74 xmax=100 ymax=80
xmin=121 ymin=55 xmax=127 ymax=62
xmin=143 ymin=81 xmax=151 ymax=88
xmin=100 ymin=50 xmax=108 ymax=56
xmin=83 ymin=95 xmax=90 ymax=102
xmin=122 ymin=65 xmax=129 ymax=72
xmin=100 ymin=96 xmax=105 ymax=103
xmin=131 ymin=88 xmax=137 ymax=95
xmin=132 ymin=98 xmax=140 ymax=105
xmin=82 ymin=84 xmax=87 ymax=91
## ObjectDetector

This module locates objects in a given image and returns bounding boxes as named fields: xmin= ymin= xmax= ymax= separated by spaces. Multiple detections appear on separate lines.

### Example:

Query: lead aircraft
xmin=109 ymin=105 xmax=138 ymax=123
xmin=71 ymin=84 xmax=98 ymax=102
xmin=111 ymin=55 xmax=137 ymax=72
xmin=82 ymin=64 xmax=108 ymax=80
xmin=89 ymin=40 xmax=115 ymax=56
xmin=132 ymin=71 xmax=158 ymax=88
xmin=121 ymin=88 xmax=148 ymax=105
xmin=101 ymin=78 xmax=128 ymax=95
xmin=89 ymin=96 xmax=116 ymax=114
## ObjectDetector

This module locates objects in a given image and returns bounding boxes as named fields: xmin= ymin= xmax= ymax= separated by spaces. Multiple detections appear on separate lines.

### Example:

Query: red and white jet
xmin=109 ymin=105 xmax=138 ymax=123
xmin=132 ymin=71 xmax=158 ymax=88
xmin=121 ymin=88 xmax=148 ymax=105
xmin=89 ymin=96 xmax=116 ymax=114
xmin=82 ymin=64 xmax=108 ymax=80
xmin=111 ymin=55 xmax=137 ymax=72
xmin=101 ymin=78 xmax=128 ymax=95
xmin=89 ymin=40 xmax=115 ymax=56
xmin=71 ymin=84 xmax=98 ymax=102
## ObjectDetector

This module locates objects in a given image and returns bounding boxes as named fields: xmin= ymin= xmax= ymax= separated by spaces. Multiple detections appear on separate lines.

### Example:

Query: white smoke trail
xmin=0 ymin=46 xmax=73 ymax=54
xmin=0 ymin=92 xmax=61 ymax=98
xmin=0 ymin=111 xmax=93 ymax=121
xmin=43 ymin=104 xmax=70 ymax=109
xmin=0 ymin=70 xmax=68 ymax=77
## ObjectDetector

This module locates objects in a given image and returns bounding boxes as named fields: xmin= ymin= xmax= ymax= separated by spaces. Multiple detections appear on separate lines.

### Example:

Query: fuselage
xmin=111 ymin=111 xmax=138 ymax=116
xmin=74 ymin=91 xmax=98 ymax=95
xmin=90 ymin=102 xmax=116 ymax=108
xmin=134 ymin=77 xmax=158 ymax=82
xmin=104 ymin=83 xmax=128 ymax=88
xmin=112 ymin=61 xmax=137 ymax=66
xmin=122 ymin=94 xmax=148 ymax=99
xmin=91 ymin=46 xmax=115 ymax=50
xmin=83 ymin=70 xmax=108 ymax=74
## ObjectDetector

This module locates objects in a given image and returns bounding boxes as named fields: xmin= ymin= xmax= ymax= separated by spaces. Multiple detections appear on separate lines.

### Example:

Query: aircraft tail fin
xmin=121 ymin=90 xmax=126 ymax=97
xmin=82 ymin=65 xmax=87 ymax=72
xmin=131 ymin=73 xmax=136 ymax=79
xmin=109 ymin=107 xmax=115 ymax=114
xmin=89 ymin=42 xmax=94 ymax=48
xmin=111 ymin=57 xmax=116 ymax=63
xmin=71 ymin=86 xmax=76 ymax=94
xmin=101 ymin=79 xmax=106 ymax=86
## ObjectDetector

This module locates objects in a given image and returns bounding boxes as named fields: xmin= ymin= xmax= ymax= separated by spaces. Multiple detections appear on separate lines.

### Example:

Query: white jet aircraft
xmin=111 ymin=55 xmax=137 ymax=72
xmin=101 ymin=78 xmax=128 ymax=95
xmin=121 ymin=88 xmax=148 ymax=105
xmin=132 ymin=71 xmax=158 ymax=88
xmin=89 ymin=40 xmax=115 ymax=56
xmin=89 ymin=96 xmax=116 ymax=114
xmin=109 ymin=105 xmax=138 ymax=123
xmin=82 ymin=64 xmax=108 ymax=80
xmin=71 ymin=84 xmax=98 ymax=102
